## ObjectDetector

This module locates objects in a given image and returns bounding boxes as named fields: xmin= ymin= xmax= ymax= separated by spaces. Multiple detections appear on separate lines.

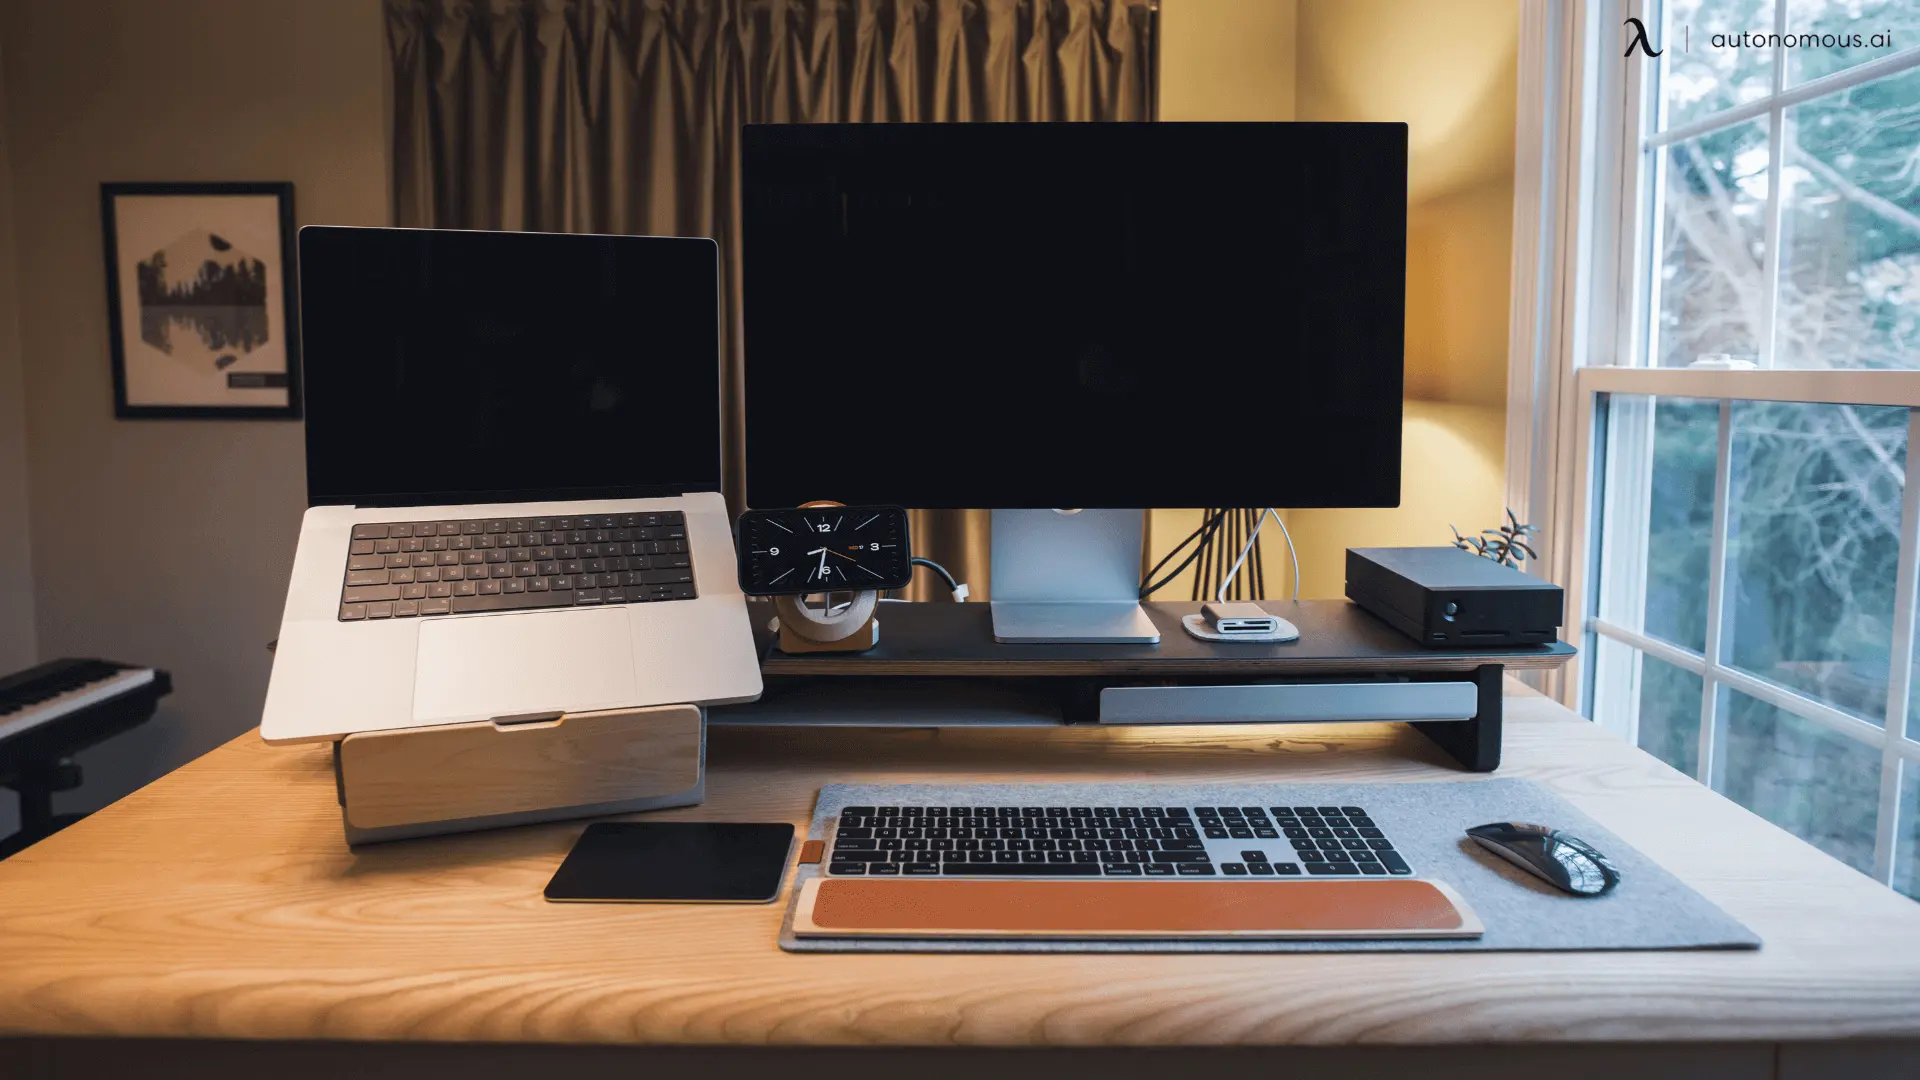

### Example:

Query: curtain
xmin=387 ymin=0 xmax=1157 ymax=600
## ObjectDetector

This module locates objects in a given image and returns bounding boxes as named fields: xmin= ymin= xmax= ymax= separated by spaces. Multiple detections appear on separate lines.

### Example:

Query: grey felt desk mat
xmin=777 ymin=780 xmax=1761 ymax=954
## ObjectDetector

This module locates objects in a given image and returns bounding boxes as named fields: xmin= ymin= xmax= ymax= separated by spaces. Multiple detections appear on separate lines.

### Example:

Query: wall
xmin=1158 ymin=0 xmax=1296 ymax=122
xmin=1283 ymin=0 xmax=1520 ymax=595
xmin=0 ymin=49 xmax=32 ymax=837
xmin=0 ymin=0 xmax=387 ymax=819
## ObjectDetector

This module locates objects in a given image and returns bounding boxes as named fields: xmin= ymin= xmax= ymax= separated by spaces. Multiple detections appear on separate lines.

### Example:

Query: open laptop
xmin=261 ymin=227 xmax=762 ymax=744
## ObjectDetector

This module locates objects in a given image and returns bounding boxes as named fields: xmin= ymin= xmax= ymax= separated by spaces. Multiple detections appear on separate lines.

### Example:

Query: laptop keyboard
xmin=827 ymin=803 xmax=1412 ymax=878
xmin=338 ymin=512 xmax=695 ymax=621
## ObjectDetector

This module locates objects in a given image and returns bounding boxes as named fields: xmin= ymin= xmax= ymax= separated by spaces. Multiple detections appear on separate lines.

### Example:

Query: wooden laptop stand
xmin=332 ymin=703 xmax=704 ymax=844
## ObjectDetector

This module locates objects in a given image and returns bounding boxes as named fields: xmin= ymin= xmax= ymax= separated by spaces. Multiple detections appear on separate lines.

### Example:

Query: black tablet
xmin=544 ymin=821 xmax=796 ymax=904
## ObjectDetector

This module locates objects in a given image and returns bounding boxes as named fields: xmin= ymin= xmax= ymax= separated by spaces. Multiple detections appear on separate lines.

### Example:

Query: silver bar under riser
xmin=1098 ymin=682 xmax=1480 ymax=725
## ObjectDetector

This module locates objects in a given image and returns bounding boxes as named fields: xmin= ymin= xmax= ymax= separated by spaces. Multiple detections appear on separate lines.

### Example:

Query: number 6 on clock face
xmin=734 ymin=505 xmax=913 ymax=595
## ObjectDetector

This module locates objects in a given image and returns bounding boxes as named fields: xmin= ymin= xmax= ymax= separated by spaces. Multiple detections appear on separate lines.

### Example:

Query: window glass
xmin=1719 ymin=688 xmax=1881 ymax=874
xmin=1662 ymin=0 xmax=1777 ymax=129
xmin=1640 ymin=654 xmax=1706 ymax=776
xmin=1896 ymin=763 xmax=1919 ymax=900
xmin=1723 ymin=401 xmax=1904 ymax=723
xmin=1896 ymin=757 xmax=1912 ymax=899
xmin=1647 ymin=398 xmax=1719 ymax=650
xmin=1775 ymin=70 xmax=1920 ymax=371
xmin=1785 ymin=0 xmax=1920 ymax=85
xmin=1654 ymin=119 xmax=1771 ymax=368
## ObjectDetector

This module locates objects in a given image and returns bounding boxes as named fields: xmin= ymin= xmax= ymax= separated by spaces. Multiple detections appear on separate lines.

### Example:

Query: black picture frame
xmin=100 ymin=181 xmax=301 ymax=419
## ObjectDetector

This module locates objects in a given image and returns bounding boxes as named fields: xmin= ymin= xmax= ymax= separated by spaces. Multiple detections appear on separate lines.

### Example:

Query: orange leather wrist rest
xmin=794 ymin=877 xmax=1482 ymax=939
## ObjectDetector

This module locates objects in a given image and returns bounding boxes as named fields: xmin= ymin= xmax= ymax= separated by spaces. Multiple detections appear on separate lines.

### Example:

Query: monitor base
xmin=989 ymin=601 xmax=1160 ymax=644
xmin=988 ymin=509 xmax=1158 ymax=644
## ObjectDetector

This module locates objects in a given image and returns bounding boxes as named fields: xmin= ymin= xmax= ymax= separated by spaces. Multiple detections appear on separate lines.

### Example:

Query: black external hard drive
xmin=1345 ymin=547 xmax=1563 ymax=649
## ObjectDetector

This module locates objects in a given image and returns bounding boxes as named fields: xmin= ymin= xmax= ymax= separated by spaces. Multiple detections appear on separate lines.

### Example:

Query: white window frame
xmin=1511 ymin=0 xmax=1920 ymax=886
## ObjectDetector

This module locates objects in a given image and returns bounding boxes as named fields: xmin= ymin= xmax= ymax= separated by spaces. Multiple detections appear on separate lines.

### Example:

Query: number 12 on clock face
xmin=734 ymin=505 xmax=913 ymax=595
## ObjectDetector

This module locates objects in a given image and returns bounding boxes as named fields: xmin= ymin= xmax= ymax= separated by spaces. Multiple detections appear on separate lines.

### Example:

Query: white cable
xmin=1216 ymin=507 xmax=1300 ymax=603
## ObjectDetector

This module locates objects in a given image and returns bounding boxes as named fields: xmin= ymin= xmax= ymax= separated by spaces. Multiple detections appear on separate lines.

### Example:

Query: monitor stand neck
xmin=988 ymin=509 xmax=1160 ymax=644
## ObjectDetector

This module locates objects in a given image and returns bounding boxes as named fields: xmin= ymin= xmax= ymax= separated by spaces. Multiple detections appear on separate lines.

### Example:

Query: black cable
xmin=1140 ymin=509 xmax=1225 ymax=600
xmin=910 ymin=556 xmax=960 ymax=593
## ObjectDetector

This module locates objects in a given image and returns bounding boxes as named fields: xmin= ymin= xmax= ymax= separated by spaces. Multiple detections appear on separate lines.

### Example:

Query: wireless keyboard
xmin=826 ymin=802 xmax=1413 ymax=878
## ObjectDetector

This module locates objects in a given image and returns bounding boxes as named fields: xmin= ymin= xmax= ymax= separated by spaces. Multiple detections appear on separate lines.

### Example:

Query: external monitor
xmin=300 ymin=227 xmax=722 ymax=507
xmin=740 ymin=122 xmax=1409 ymax=641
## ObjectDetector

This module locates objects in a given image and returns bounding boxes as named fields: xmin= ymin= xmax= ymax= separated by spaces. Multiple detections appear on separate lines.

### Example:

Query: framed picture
xmin=100 ymin=182 xmax=300 ymax=419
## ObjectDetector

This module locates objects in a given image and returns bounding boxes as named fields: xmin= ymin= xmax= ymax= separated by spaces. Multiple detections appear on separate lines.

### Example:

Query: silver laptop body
xmin=261 ymin=228 xmax=760 ymax=744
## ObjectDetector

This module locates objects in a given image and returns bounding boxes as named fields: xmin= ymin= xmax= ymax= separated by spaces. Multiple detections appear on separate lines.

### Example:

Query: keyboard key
xmin=1150 ymin=851 xmax=1210 ymax=864
xmin=339 ymin=603 xmax=366 ymax=620
xmin=1367 ymin=838 xmax=1394 ymax=850
xmin=394 ymin=600 xmax=419 ymax=617
xmin=419 ymin=598 xmax=452 ymax=615
xmin=342 ymin=585 xmax=400 ymax=604
xmin=828 ymin=862 xmax=867 ymax=875
xmin=1241 ymin=850 xmax=1268 ymax=862
xmin=1358 ymin=863 xmax=1387 ymax=875
xmin=1103 ymin=863 xmax=1142 ymax=875
xmin=1306 ymin=863 xmax=1358 ymax=875
xmin=1247 ymin=862 xmax=1274 ymax=876
xmin=941 ymin=862 xmax=1100 ymax=876
xmin=1274 ymin=863 xmax=1301 ymax=875
xmin=1221 ymin=863 xmax=1247 ymax=875
xmin=867 ymin=862 xmax=900 ymax=875
xmin=903 ymin=863 xmax=940 ymax=875
xmin=366 ymin=602 xmax=393 ymax=619
xmin=1379 ymin=851 xmax=1412 ymax=875
xmin=1176 ymin=862 xmax=1216 ymax=876
xmin=346 ymin=569 xmax=389 ymax=586
xmin=1204 ymin=827 xmax=1229 ymax=839
xmin=352 ymin=524 xmax=389 ymax=540
xmin=1341 ymin=806 xmax=1367 ymax=817
xmin=1144 ymin=864 xmax=1176 ymax=876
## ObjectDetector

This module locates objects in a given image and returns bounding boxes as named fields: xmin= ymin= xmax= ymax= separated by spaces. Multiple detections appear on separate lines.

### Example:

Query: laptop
xmin=261 ymin=227 xmax=762 ymax=744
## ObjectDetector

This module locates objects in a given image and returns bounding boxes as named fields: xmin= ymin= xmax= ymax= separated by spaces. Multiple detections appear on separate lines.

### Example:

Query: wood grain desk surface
xmin=2 ymin=689 xmax=1919 ymax=1056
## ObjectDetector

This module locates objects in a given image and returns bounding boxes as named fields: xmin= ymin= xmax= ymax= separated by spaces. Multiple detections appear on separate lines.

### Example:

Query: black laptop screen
xmin=299 ymin=228 xmax=721 ymax=506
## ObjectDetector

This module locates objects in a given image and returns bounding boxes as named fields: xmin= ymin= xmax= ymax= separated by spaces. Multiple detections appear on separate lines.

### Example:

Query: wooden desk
xmin=3 ymin=688 xmax=1919 ymax=1079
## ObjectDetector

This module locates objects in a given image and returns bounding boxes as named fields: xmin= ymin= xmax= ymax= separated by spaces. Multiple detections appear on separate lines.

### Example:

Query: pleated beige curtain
xmin=386 ymin=0 xmax=1157 ymax=600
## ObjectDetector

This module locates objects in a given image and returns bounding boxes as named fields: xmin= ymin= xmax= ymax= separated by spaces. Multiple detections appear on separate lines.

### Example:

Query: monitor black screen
xmin=299 ymin=227 xmax=721 ymax=507
xmin=742 ymin=122 xmax=1407 ymax=509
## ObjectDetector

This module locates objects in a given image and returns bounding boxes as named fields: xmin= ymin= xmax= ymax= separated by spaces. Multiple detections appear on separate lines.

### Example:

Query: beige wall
xmin=0 ymin=0 xmax=387 ymax=822
xmin=1159 ymin=0 xmax=1296 ymax=122
xmin=1151 ymin=0 xmax=1520 ymax=600
xmin=0 ymin=47 xmax=30 ymax=837
xmin=0 ymin=49 xmax=32 ymax=678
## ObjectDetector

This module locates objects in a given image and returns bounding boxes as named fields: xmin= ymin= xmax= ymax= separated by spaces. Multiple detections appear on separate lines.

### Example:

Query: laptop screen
xmin=298 ymin=227 xmax=721 ymax=506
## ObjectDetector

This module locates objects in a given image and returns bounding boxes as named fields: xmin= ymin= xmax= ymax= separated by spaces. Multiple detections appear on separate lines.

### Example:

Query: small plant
xmin=1451 ymin=509 xmax=1539 ymax=569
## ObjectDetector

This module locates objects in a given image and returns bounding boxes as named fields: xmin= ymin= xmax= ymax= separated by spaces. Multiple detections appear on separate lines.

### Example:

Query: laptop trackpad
xmin=411 ymin=607 xmax=637 ymax=723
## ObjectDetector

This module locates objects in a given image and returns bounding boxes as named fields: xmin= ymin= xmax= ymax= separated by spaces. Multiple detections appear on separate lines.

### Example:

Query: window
xmin=1567 ymin=0 xmax=1920 ymax=899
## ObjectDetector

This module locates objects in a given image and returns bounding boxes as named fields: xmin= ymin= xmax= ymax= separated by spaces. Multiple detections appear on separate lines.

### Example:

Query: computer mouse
xmin=1466 ymin=822 xmax=1620 ymax=896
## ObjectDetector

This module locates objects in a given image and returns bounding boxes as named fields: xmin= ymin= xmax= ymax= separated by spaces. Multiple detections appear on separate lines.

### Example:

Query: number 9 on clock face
xmin=734 ymin=505 xmax=913 ymax=595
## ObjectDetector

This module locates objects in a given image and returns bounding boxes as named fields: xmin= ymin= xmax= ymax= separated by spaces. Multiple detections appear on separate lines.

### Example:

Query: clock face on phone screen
xmin=736 ymin=505 xmax=912 ymax=595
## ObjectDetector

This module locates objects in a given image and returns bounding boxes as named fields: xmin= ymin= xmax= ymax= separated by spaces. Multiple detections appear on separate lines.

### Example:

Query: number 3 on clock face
xmin=734 ymin=505 xmax=913 ymax=595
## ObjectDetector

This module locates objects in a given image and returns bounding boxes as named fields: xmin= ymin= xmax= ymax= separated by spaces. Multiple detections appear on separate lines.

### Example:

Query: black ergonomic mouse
xmin=1466 ymin=822 xmax=1620 ymax=896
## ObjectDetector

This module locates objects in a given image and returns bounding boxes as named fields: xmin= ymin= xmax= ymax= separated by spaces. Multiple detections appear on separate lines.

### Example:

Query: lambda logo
xmin=1624 ymin=17 xmax=1663 ymax=57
